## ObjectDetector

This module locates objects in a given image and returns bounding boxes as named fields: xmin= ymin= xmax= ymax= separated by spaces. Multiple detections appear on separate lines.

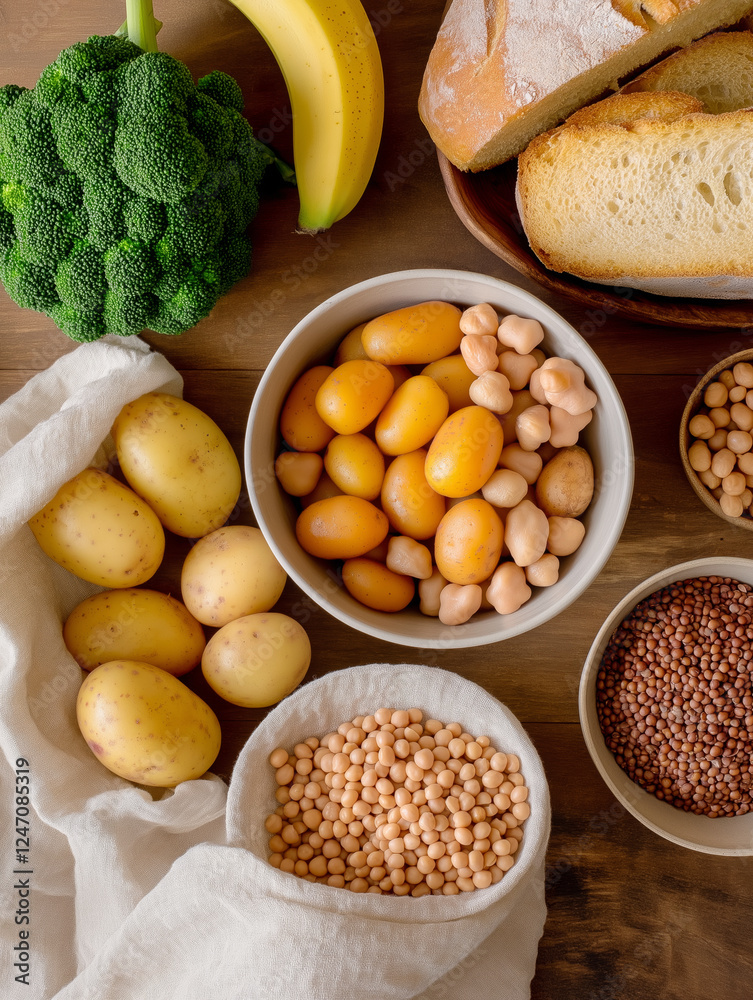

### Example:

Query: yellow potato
xmin=63 ymin=588 xmax=206 ymax=674
xmin=421 ymin=354 xmax=476 ymax=412
xmin=374 ymin=375 xmax=450 ymax=456
xmin=361 ymin=301 xmax=463 ymax=365
xmin=535 ymin=445 xmax=595 ymax=517
xmin=201 ymin=612 xmax=311 ymax=708
xmin=28 ymin=468 xmax=164 ymax=587
xmin=279 ymin=366 xmax=336 ymax=453
xmin=111 ymin=392 xmax=241 ymax=539
xmin=180 ymin=525 xmax=287 ymax=628
xmin=424 ymin=406 xmax=505 ymax=498
xmin=76 ymin=660 xmax=221 ymax=787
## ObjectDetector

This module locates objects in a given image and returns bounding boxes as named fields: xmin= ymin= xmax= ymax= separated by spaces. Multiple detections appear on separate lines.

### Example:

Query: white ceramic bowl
xmin=579 ymin=556 xmax=753 ymax=856
xmin=245 ymin=268 xmax=634 ymax=648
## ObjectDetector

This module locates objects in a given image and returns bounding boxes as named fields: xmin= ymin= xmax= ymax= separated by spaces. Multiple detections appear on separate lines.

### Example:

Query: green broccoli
xmin=0 ymin=0 xmax=281 ymax=342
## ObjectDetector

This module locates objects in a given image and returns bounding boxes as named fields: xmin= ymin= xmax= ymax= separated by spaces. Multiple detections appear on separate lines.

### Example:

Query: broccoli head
xmin=0 ymin=22 xmax=274 ymax=342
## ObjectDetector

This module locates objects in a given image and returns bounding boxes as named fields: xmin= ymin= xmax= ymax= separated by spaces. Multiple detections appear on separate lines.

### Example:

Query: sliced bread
xmin=515 ymin=94 xmax=753 ymax=298
xmin=418 ymin=0 xmax=753 ymax=172
xmin=622 ymin=29 xmax=753 ymax=111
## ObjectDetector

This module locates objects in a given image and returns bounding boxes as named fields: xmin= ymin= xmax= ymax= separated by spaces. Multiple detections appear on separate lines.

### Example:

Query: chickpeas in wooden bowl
xmin=680 ymin=350 xmax=753 ymax=531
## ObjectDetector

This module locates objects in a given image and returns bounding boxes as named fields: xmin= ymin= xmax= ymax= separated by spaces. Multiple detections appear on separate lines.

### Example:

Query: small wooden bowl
xmin=437 ymin=151 xmax=753 ymax=331
xmin=680 ymin=349 xmax=753 ymax=530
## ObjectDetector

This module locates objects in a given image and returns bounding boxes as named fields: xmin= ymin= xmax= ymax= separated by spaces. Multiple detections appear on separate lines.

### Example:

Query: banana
xmin=229 ymin=0 xmax=384 ymax=233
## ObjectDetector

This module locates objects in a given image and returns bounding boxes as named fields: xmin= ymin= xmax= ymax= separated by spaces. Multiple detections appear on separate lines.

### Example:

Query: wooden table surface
xmin=3 ymin=2 xmax=753 ymax=997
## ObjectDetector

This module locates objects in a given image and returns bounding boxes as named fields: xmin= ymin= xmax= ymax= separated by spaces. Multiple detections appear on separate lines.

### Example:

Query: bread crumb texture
xmin=516 ymin=104 xmax=753 ymax=294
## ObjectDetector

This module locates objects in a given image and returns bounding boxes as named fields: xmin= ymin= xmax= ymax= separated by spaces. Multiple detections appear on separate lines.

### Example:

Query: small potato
xmin=76 ymin=660 xmax=221 ymax=787
xmin=181 ymin=525 xmax=287 ymax=628
xmin=111 ymin=393 xmax=241 ymax=539
xmin=535 ymin=445 xmax=594 ymax=517
xmin=295 ymin=495 xmax=389 ymax=559
xmin=279 ymin=366 xmax=336 ymax=452
xmin=421 ymin=354 xmax=476 ymax=412
xmin=341 ymin=558 xmax=416 ymax=612
xmin=64 ymin=588 xmax=205 ymax=674
xmin=334 ymin=323 xmax=369 ymax=364
xmin=315 ymin=360 xmax=394 ymax=435
xmin=380 ymin=450 xmax=447 ymax=540
xmin=28 ymin=468 xmax=164 ymax=588
xmin=324 ymin=433 xmax=385 ymax=500
xmin=201 ymin=613 xmax=311 ymax=708
xmin=375 ymin=375 xmax=449 ymax=455
xmin=425 ymin=405 xmax=504 ymax=498
xmin=361 ymin=301 xmax=463 ymax=365
xmin=434 ymin=498 xmax=504 ymax=585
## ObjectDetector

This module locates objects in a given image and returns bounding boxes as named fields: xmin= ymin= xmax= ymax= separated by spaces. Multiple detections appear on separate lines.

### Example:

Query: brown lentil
xmin=265 ymin=708 xmax=529 ymax=894
xmin=596 ymin=576 xmax=753 ymax=817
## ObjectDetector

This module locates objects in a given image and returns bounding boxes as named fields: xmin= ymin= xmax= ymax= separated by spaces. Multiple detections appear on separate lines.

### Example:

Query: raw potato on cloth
xmin=0 ymin=341 xmax=550 ymax=999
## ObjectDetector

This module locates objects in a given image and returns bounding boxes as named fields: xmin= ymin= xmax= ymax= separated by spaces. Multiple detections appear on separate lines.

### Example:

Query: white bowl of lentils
xmin=579 ymin=557 xmax=753 ymax=855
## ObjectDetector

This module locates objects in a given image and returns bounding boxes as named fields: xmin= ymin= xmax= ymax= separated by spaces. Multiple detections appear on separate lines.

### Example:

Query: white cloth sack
xmin=52 ymin=665 xmax=551 ymax=1000
xmin=0 ymin=339 xmax=550 ymax=999
xmin=0 ymin=337 xmax=227 ymax=1000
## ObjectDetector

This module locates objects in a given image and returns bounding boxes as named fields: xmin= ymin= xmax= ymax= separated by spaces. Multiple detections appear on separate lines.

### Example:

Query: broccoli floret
xmin=116 ymin=51 xmax=194 ymax=118
xmin=103 ymin=288 xmax=157 ymax=336
xmin=219 ymin=234 xmax=253 ymax=294
xmin=104 ymin=238 xmax=157 ymax=292
xmin=0 ymin=11 xmax=277 ymax=343
xmin=188 ymin=93 xmax=234 ymax=163
xmin=114 ymin=110 xmax=208 ymax=204
xmin=166 ymin=196 xmax=224 ymax=257
xmin=0 ymin=85 xmax=25 ymax=113
xmin=82 ymin=174 xmax=129 ymax=250
xmin=0 ymin=90 xmax=66 ymax=188
xmin=49 ymin=303 xmax=106 ymax=343
xmin=55 ymin=241 xmax=107 ymax=311
xmin=41 ymin=170 xmax=84 ymax=212
xmin=13 ymin=189 xmax=84 ymax=269
xmin=1 ymin=245 xmax=59 ymax=313
xmin=51 ymin=101 xmax=115 ymax=180
xmin=124 ymin=196 xmax=165 ymax=243
xmin=197 ymin=71 xmax=245 ymax=113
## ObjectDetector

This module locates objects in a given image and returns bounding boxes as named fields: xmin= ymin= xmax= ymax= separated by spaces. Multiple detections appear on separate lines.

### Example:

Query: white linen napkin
xmin=0 ymin=339 xmax=550 ymax=999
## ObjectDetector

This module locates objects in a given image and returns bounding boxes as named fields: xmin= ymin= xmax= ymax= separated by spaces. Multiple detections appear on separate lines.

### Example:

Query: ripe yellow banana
xmin=229 ymin=0 xmax=384 ymax=233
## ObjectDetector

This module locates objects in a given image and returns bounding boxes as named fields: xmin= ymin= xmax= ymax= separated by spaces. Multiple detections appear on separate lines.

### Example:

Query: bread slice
xmin=418 ymin=0 xmax=753 ymax=172
xmin=622 ymin=29 xmax=753 ymax=111
xmin=515 ymin=94 xmax=753 ymax=298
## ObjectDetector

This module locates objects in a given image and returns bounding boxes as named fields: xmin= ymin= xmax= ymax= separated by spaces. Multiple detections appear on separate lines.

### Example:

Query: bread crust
xmin=419 ymin=0 xmax=753 ymax=171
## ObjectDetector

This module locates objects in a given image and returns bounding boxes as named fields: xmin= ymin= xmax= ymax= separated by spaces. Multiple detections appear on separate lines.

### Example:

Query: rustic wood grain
xmin=2 ymin=2 xmax=753 ymax=997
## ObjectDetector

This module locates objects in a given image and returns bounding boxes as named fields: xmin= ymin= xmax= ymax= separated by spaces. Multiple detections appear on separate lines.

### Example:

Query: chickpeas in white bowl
xmin=244 ymin=269 xmax=634 ymax=649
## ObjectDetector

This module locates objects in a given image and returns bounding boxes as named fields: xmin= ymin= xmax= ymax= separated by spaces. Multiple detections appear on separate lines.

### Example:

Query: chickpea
xmin=438 ymin=583 xmax=483 ymax=626
xmin=460 ymin=334 xmax=499 ymax=376
xmin=496 ymin=350 xmax=539 ymax=391
xmin=497 ymin=314 xmax=545 ymax=355
xmin=515 ymin=404 xmax=551 ymax=452
xmin=704 ymin=381 xmax=728 ymax=408
xmin=469 ymin=370 xmax=513 ymax=413
xmin=459 ymin=302 xmax=498 ymax=336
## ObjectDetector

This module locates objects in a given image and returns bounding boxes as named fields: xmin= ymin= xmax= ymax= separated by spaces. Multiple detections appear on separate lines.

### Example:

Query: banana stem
xmin=123 ymin=0 xmax=160 ymax=53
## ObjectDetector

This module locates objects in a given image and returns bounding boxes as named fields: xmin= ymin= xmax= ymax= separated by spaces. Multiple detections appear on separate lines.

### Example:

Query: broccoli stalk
xmin=0 ymin=0 xmax=285 ymax=342
xmin=123 ymin=0 xmax=159 ymax=54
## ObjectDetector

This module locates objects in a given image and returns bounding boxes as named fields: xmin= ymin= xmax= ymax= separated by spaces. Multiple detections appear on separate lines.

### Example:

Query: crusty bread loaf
xmin=418 ymin=0 xmax=753 ymax=172
xmin=515 ymin=93 xmax=753 ymax=298
xmin=622 ymin=29 xmax=753 ymax=111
